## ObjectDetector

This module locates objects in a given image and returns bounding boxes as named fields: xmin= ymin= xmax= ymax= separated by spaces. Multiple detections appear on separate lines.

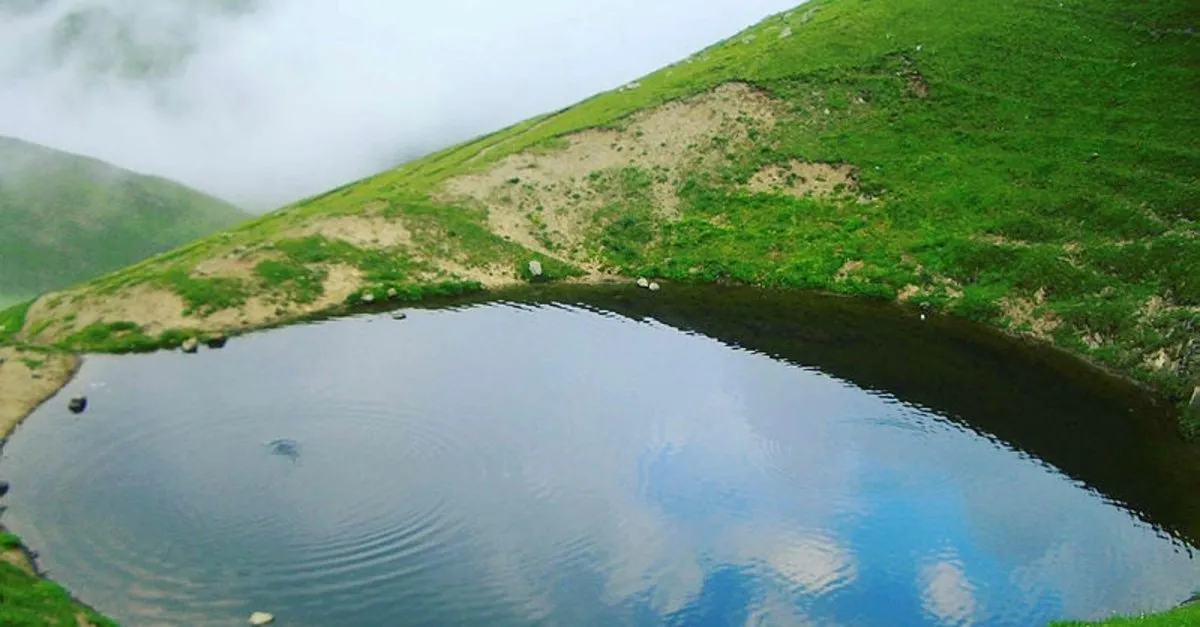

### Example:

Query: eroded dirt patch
xmin=439 ymin=82 xmax=783 ymax=258
xmin=0 ymin=347 xmax=78 ymax=437
xmin=191 ymin=252 xmax=272 ymax=279
xmin=1000 ymin=287 xmax=1060 ymax=340
xmin=283 ymin=213 xmax=412 ymax=250
xmin=834 ymin=259 xmax=865 ymax=282
xmin=23 ymin=263 xmax=369 ymax=343
xmin=747 ymin=160 xmax=866 ymax=201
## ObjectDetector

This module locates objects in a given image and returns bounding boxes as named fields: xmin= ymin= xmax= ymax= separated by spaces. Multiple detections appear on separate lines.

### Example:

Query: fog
xmin=0 ymin=0 xmax=800 ymax=211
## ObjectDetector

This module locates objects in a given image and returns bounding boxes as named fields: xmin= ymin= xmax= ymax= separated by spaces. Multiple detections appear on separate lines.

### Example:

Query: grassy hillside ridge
xmin=5 ymin=0 xmax=1199 ymax=434
xmin=0 ymin=135 xmax=248 ymax=298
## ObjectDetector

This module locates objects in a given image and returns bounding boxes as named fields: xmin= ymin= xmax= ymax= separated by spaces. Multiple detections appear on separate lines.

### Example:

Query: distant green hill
xmin=0 ymin=136 xmax=247 ymax=303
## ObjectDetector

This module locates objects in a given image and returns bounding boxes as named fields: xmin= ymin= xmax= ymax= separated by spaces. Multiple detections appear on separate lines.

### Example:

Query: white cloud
xmin=0 ymin=0 xmax=801 ymax=210
xmin=920 ymin=557 xmax=979 ymax=626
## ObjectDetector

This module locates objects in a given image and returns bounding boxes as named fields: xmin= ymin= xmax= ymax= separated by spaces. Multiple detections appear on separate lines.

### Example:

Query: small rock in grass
xmin=528 ymin=260 xmax=543 ymax=277
xmin=249 ymin=611 xmax=274 ymax=625
xmin=636 ymin=277 xmax=650 ymax=289
xmin=181 ymin=338 xmax=199 ymax=354
xmin=387 ymin=287 xmax=398 ymax=299
xmin=361 ymin=292 xmax=375 ymax=304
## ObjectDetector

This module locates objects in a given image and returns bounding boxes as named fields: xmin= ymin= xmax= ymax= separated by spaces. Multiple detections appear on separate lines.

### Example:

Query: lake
xmin=2 ymin=285 xmax=1198 ymax=626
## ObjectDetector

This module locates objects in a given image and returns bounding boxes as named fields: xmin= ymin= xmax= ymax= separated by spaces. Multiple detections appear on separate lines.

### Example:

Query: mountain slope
xmin=0 ymin=136 xmax=247 ymax=303
xmin=6 ymin=0 xmax=1199 ymax=424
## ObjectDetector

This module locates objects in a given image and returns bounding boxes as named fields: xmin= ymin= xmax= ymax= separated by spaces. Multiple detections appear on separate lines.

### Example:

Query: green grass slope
xmin=0 ymin=136 xmax=248 ymax=301
xmin=0 ymin=557 xmax=115 ymax=627
xmin=9 ymin=0 xmax=1198 ymax=426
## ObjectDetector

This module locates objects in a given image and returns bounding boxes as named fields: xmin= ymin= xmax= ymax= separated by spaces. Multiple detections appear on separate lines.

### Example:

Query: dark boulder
xmin=204 ymin=334 xmax=228 ymax=349
xmin=0 ymin=481 xmax=9 ymax=497
xmin=68 ymin=396 xmax=87 ymax=414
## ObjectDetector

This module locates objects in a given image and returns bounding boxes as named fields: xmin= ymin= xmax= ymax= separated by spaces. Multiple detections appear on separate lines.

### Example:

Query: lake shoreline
xmin=0 ymin=346 xmax=112 ymax=624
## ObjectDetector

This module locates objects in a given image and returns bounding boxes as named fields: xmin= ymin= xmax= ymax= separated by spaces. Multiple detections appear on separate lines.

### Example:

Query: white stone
xmin=528 ymin=260 xmax=544 ymax=277
xmin=361 ymin=292 xmax=375 ymax=304
xmin=386 ymin=287 xmax=397 ymax=298
xmin=249 ymin=611 xmax=274 ymax=625
xmin=181 ymin=338 xmax=199 ymax=354
xmin=648 ymin=282 xmax=661 ymax=292
xmin=636 ymin=277 xmax=650 ymax=288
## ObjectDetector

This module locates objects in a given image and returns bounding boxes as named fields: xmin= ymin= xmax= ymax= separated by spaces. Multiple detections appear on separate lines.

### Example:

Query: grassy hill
xmin=0 ymin=0 xmax=1198 ymax=623
xmin=0 ymin=136 xmax=247 ymax=304
xmin=6 ymin=0 xmax=1197 ymax=422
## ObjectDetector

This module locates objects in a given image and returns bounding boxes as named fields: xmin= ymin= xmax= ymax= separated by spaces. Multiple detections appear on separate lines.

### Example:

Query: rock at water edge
xmin=648 ymin=282 xmax=661 ymax=292
xmin=249 ymin=611 xmax=274 ymax=625
xmin=636 ymin=277 xmax=650 ymax=289
xmin=204 ymin=334 xmax=228 ymax=349
xmin=68 ymin=396 xmax=87 ymax=414
xmin=181 ymin=338 xmax=199 ymax=354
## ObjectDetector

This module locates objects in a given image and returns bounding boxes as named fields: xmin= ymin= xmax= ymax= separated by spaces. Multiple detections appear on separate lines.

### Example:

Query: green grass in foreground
xmin=0 ymin=561 xmax=116 ymax=627
xmin=1051 ymin=602 xmax=1200 ymax=626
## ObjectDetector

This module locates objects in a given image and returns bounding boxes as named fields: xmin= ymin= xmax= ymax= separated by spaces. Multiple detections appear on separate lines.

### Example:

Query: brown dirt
xmin=438 ymin=82 xmax=782 ymax=259
xmin=895 ymin=275 xmax=963 ymax=303
xmin=433 ymin=260 xmax=520 ymax=289
xmin=283 ymin=213 xmax=412 ymax=249
xmin=834 ymin=259 xmax=865 ymax=282
xmin=1144 ymin=348 xmax=1173 ymax=371
xmin=0 ymin=347 xmax=79 ymax=574
xmin=1000 ymin=287 xmax=1060 ymax=340
xmin=974 ymin=233 xmax=1029 ymax=247
xmin=0 ymin=347 xmax=78 ymax=439
xmin=898 ymin=284 xmax=922 ymax=301
xmin=191 ymin=253 xmax=270 ymax=279
xmin=1 ymin=547 xmax=33 ymax=574
xmin=747 ymin=160 xmax=866 ymax=201
xmin=23 ymin=264 xmax=367 ymax=343
xmin=906 ymin=73 xmax=930 ymax=98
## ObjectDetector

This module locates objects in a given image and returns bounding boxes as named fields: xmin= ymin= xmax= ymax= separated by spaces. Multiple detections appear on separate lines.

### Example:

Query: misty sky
xmin=0 ymin=0 xmax=801 ymax=210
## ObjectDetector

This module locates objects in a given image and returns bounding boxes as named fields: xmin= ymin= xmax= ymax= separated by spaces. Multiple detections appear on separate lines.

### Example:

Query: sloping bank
xmin=0 ymin=0 xmax=1196 ymax=623
xmin=0 ymin=347 xmax=115 ymax=625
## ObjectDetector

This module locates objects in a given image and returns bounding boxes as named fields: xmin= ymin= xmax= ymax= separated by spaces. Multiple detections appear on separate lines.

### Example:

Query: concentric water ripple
xmin=2 ymin=295 xmax=1200 ymax=626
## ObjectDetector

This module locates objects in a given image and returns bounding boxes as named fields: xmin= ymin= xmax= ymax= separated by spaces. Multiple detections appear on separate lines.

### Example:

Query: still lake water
xmin=3 ymin=286 xmax=1199 ymax=626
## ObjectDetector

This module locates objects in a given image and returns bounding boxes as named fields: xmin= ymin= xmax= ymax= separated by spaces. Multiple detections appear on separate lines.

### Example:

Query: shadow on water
xmin=437 ymin=283 xmax=1200 ymax=547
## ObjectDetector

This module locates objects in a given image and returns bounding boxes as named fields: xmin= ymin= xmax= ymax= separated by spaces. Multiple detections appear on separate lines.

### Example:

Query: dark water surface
xmin=3 ymin=286 xmax=1199 ymax=626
